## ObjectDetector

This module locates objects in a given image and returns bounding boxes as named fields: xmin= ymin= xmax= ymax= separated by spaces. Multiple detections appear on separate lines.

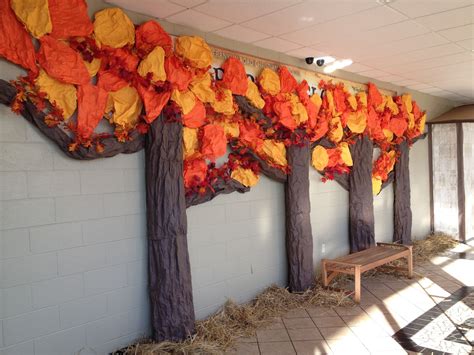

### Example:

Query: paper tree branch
xmin=186 ymin=177 xmax=249 ymax=208
xmin=0 ymin=79 xmax=144 ymax=160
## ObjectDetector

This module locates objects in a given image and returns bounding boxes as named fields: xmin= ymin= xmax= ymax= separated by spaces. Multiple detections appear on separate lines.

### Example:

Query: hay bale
xmin=121 ymin=284 xmax=351 ymax=354
xmin=120 ymin=233 xmax=457 ymax=354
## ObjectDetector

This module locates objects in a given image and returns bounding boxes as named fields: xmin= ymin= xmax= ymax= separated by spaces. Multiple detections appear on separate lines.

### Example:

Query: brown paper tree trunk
xmin=349 ymin=135 xmax=375 ymax=252
xmin=393 ymin=140 xmax=412 ymax=244
xmin=145 ymin=114 xmax=195 ymax=341
xmin=285 ymin=143 xmax=314 ymax=291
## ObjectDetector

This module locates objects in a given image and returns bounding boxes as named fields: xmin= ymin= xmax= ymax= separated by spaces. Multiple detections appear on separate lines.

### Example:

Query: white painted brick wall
xmin=0 ymin=60 xmax=431 ymax=355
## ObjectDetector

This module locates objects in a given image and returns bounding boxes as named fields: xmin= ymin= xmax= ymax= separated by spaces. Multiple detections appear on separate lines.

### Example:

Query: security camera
xmin=316 ymin=58 xmax=325 ymax=67
xmin=305 ymin=57 xmax=328 ymax=66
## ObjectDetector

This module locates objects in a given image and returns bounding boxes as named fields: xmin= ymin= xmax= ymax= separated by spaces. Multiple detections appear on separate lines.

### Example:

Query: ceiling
xmin=107 ymin=0 xmax=474 ymax=104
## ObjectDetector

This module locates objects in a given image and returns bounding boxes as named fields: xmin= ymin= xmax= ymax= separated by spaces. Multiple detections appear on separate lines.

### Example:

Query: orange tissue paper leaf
xmin=389 ymin=117 xmax=408 ymax=138
xmin=274 ymin=100 xmax=297 ymax=131
xmin=184 ymin=158 xmax=208 ymax=188
xmin=279 ymin=66 xmax=297 ymax=94
xmin=165 ymin=55 xmax=193 ymax=91
xmin=367 ymin=82 xmax=383 ymax=108
xmin=366 ymin=106 xmax=385 ymax=141
xmin=0 ymin=0 xmax=38 ymax=74
xmin=37 ymin=35 xmax=90 ymax=85
xmin=333 ymin=86 xmax=346 ymax=113
xmin=182 ymin=99 xmax=207 ymax=128
xmin=77 ymin=83 xmax=108 ymax=140
xmin=200 ymin=124 xmax=227 ymax=161
xmin=48 ymin=0 xmax=93 ymax=39
xmin=239 ymin=121 xmax=264 ymax=151
xmin=136 ymin=84 xmax=170 ymax=123
xmin=135 ymin=20 xmax=172 ymax=55
xmin=221 ymin=57 xmax=248 ymax=95
xmin=97 ymin=70 xmax=128 ymax=92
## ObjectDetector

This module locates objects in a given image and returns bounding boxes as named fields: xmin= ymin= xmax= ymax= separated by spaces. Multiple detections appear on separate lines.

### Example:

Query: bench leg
xmin=322 ymin=260 xmax=328 ymax=287
xmin=354 ymin=266 xmax=361 ymax=303
xmin=407 ymin=246 xmax=413 ymax=279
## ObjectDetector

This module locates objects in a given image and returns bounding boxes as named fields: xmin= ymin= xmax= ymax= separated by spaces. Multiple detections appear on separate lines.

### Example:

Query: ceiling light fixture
xmin=323 ymin=59 xmax=353 ymax=73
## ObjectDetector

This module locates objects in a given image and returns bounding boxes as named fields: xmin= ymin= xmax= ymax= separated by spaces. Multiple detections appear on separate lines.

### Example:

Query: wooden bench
xmin=321 ymin=242 xmax=413 ymax=303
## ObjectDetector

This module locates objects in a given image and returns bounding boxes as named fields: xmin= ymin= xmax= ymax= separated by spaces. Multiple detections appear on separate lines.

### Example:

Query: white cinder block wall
xmin=0 ymin=101 xmax=432 ymax=355
xmin=0 ymin=6 xmax=447 ymax=351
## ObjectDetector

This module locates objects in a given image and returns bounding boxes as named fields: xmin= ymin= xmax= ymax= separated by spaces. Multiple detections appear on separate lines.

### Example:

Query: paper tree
xmin=0 ymin=0 xmax=426 ymax=342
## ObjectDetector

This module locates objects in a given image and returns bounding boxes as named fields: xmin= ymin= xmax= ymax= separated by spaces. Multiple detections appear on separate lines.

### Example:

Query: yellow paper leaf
xmin=312 ymin=145 xmax=329 ymax=171
xmin=260 ymin=140 xmax=287 ymax=166
xmin=11 ymin=0 xmax=52 ymax=38
xmin=171 ymin=89 xmax=196 ymax=115
xmin=231 ymin=167 xmax=259 ymax=187
xmin=137 ymin=46 xmax=166 ymax=82
xmin=94 ymin=8 xmax=135 ymax=48
xmin=258 ymin=68 xmax=280 ymax=95
xmin=35 ymin=70 xmax=77 ymax=119
xmin=245 ymin=78 xmax=265 ymax=109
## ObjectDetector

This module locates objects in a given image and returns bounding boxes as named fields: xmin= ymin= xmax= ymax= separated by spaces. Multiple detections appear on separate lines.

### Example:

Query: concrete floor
xmin=228 ymin=241 xmax=474 ymax=354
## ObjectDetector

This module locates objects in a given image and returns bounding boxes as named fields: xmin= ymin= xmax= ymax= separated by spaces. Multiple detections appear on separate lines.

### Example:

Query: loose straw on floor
xmin=121 ymin=233 xmax=458 ymax=354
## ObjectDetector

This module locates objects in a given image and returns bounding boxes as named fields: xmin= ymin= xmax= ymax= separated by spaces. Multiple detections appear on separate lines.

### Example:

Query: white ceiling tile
xmin=401 ymin=52 xmax=474 ymax=73
xmin=438 ymin=24 xmax=474 ymax=41
xmin=365 ymin=44 xmax=468 ymax=75
xmin=193 ymin=0 xmax=300 ymax=24
xmin=108 ymin=0 xmax=185 ymax=18
xmin=341 ymin=62 xmax=373 ymax=73
xmin=393 ymin=79 xmax=419 ymax=87
xmin=363 ymin=20 xmax=430 ymax=45
xmin=357 ymin=69 xmax=390 ymax=79
xmin=253 ymin=37 xmax=301 ymax=52
xmin=360 ymin=32 xmax=450 ymax=61
xmin=285 ymin=47 xmax=329 ymax=58
xmin=419 ymin=87 xmax=445 ymax=94
xmin=279 ymin=25 xmax=330 ymax=46
xmin=242 ymin=0 xmax=379 ymax=36
xmin=378 ymin=74 xmax=405 ymax=83
xmin=431 ymin=77 xmax=474 ymax=91
xmin=457 ymin=39 xmax=474 ymax=51
xmin=170 ymin=0 xmax=207 ymax=8
xmin=337 ymin=5 xmax=408 ymax=31
xmin=396 ymin=43 xmax=465 ymax=64
xmin=407 ymin=83 xmax=433 ymax=90
xmin=388 ymin=0 xmax=473 ymax=18
xmin=214 ymin=25 xmax=270 ymax=43
xmin=166 ymin=9 xmax=232 ymax=31
xmin=410 ymin=63 xmax=472 ymax=83
xmin=415 ymin=6 xmax=474 ymax=31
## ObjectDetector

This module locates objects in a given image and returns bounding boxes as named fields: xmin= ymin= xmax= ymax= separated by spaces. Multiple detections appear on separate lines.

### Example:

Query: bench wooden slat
xmin=332 ymin=246 xmax=402 ymax=266
xmin=321 ymin=243 xmax=413 ymax=304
